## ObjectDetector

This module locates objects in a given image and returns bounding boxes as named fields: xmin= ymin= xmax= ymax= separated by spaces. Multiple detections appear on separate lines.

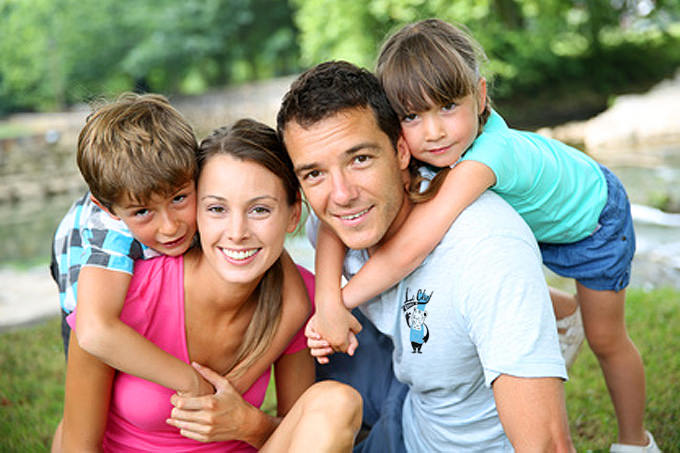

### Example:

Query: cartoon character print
xmin=402 ymin=288 xmax=432 ymax=353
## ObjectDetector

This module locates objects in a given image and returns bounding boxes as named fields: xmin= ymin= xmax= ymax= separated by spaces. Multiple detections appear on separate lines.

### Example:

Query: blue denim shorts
xmin=539 ymin=165 xmax=635 ymax=292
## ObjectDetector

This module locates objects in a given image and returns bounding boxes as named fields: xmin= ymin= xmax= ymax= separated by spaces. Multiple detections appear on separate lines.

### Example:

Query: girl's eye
xmin=441 ymin=102 xmax=457 ymax=112
xmin=402 ymin=113 xmax=418 ymax=123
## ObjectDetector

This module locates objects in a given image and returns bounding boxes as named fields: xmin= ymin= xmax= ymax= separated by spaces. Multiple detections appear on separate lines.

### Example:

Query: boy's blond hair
xmin=77 ymin=93 xmax=198 ymax=211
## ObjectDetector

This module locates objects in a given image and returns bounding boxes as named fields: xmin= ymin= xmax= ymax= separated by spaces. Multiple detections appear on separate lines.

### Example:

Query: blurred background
xmin=1 ymin=0 xmax=680 ymax=305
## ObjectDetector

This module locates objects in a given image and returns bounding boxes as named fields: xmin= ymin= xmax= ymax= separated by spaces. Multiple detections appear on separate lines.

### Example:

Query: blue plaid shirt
xmin=51 ymin=192 xmax=159 ymax=313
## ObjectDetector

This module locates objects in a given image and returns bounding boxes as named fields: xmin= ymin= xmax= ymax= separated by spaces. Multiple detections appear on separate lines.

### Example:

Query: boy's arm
xmin=226 ymin=250 xmax=312 ymax=394
xmin=76 ymin=267 xmax=212 ymax=396
xmin=313 ymin=223 xmax=361 ymax=354
xmin=342 ymin=160 xmax=496 ymax=308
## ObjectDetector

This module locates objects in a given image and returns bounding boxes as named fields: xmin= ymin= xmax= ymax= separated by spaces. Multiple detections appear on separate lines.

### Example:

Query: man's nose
xmin=329 ymin=170 xmax=358 ymax=206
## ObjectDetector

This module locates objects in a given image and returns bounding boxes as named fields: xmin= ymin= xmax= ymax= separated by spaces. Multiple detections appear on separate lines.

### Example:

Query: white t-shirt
xmin=309 ymin=190 xmax=567 ymax=451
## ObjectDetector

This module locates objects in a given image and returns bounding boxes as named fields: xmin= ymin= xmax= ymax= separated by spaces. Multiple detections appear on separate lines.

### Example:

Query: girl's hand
xmin=305 ymin=314 xmax=359 ymax=364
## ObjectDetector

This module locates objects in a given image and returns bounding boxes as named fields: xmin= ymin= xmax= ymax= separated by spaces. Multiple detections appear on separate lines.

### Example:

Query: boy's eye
xmin=134 ymin=208 xmax=150 ymax=217
xmin=173 ymin=194 xmax=187 ymax=203
xmin=402 ymin=113 xmax=418 ymax=123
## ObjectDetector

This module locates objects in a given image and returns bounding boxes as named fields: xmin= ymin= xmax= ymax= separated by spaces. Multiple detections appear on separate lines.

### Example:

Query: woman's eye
xmin=251 ymin=206 xmax=271 ymax=215
xmin=207 ymin=206 xmax=224 ymax=214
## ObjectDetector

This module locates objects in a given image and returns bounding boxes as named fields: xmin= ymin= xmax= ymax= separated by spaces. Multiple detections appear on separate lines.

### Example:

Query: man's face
xmin=283 ymin=107 xmax=410 ymax=252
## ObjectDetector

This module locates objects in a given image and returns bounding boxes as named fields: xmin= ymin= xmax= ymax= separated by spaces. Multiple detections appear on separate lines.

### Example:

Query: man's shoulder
xmin=443 ymin=191 xmax=534 ymax=243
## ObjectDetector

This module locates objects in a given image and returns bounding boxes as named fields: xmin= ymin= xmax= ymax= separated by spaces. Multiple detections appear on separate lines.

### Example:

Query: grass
xmin=1 ymin=288 xmax=679 ymax=452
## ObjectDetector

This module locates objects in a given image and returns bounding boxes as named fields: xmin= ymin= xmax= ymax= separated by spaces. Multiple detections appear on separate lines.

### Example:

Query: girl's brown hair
xmin=196 ymin=119 xmax=300 ymax=379
xmin=376 ymin=19 xmax=491 ymax=202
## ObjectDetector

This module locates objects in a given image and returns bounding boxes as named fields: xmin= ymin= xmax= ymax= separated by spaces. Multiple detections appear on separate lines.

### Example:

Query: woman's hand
xmin=166 ymin=362 xmax=276 ymax=446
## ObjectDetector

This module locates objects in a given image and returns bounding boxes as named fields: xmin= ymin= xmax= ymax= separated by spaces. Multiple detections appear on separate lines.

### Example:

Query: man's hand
xmin=314 ymin=290 xmax=363 ymax=353
xmin=305 ymin=314 xmax=360 ymax=364
xmin=166 ymin=362 xmax=271 ymax=445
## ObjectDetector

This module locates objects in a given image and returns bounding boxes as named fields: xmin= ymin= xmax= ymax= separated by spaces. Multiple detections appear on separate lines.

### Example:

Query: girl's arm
xmin=76 ymin=267 xmax=213 ymax=396
xmin=312 ymin=223 xmax=361 ymax=354
xmin=61 ymin=334 xmax=115 ymax=452
xmin=227 ymin=250 xmax=312 ymax=393
xmin=342 ymin=160 xmax=496 ymax=308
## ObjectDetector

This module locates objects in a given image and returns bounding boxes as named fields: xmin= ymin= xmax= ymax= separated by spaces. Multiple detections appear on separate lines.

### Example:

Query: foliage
xmin=0 ymin=0 xmax=301 ymax=114
xmin=2 ymin=287 xmax=679 ymax=450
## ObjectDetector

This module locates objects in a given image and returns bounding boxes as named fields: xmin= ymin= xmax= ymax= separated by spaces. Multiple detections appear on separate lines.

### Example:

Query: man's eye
xmin=304 ymin=169 xmax=321 ymax=181
xmin=354 ymin=155 xmax=371 ymax=164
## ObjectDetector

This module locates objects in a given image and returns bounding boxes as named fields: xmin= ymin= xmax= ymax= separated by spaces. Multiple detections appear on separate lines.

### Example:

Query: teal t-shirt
xmin=461 ymin=110 xmax=607 ymax=243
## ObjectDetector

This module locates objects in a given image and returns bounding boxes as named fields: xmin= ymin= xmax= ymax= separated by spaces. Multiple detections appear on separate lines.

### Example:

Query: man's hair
xmin=376 ymin=18 xmax=491 ymax=129
xmin=276 ymin=60 xmax=401 ymax=149
xmin=77 ymin=93 xmax=198 ymax=211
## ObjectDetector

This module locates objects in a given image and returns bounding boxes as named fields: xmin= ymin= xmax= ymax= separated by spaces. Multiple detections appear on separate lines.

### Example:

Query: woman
xmin=58 ymin=119 xmax=363 ymax=452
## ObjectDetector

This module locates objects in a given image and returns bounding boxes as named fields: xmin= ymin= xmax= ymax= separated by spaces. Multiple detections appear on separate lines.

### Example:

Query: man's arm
xmin=493 ymin=375 xmax=574 ymax=452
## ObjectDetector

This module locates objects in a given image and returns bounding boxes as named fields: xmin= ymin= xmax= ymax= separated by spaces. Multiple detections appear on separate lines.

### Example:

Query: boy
xmin=51 ymin=93 xmax=311 ymax=396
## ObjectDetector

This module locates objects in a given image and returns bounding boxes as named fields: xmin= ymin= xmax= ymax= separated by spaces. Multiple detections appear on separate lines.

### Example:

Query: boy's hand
xmin=314 ymin=291 xmax=362 ymax=353
xmin=305 ymin=314 xmax=359 ymax=364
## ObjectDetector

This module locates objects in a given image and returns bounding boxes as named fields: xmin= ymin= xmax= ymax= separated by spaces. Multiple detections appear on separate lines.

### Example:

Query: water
xmin=1 ymin=149 xmax=679 ymax=289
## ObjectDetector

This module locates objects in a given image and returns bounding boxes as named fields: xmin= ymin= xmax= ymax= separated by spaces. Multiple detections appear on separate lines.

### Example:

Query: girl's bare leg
xmin=261 ymin=381 xmax=363 ymax=453
xmin=577 ymin=283 xmax=647 ymax=445
xmin=549 ymin=287 xmax=578 ymax=320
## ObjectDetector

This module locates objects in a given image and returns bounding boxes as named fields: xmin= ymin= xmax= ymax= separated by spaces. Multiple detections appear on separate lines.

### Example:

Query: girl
xmin=311 ymin=18 xmax=658 ymax=452
xmin=57 ymin=119 xmax=362 ymax=452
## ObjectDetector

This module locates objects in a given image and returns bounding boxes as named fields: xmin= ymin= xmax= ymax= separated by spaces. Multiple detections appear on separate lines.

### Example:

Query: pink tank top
xmin=69 ymin=255 xmax=314 ymax=452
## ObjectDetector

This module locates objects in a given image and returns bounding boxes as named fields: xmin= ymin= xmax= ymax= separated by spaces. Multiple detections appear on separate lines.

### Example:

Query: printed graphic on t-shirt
xmin=402 ymin=288 xmax=432 ymax=353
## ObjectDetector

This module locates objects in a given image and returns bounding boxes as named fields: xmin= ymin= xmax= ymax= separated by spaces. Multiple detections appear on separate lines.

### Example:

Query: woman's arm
xmin=60 ymin=334 xmax=115 ymax=452
xmin=273 ymin=347 xmax=316 ymax=416
xmin=76 ymin=267 xmax=212 ymax=396
xmin=342 ymin=160 xmax=496 ymax=308
xmin=227 ymin=250 xmax=312 ymax=394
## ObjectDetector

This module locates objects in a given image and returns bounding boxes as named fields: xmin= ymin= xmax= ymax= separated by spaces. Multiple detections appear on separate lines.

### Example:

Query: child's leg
xmin=576 ymin=283 xmax=647 ymax=446
xmin=549 ymin=287 xmax=578 ymax=320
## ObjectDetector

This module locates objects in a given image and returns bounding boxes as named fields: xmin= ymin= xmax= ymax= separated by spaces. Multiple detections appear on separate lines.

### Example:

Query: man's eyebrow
xmin=294 ymin=141 xmax=381 ymax=175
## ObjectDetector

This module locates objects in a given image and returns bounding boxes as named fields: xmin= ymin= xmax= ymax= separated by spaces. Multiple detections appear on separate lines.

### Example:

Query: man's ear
xmin=89 ymin=194 xmax=120 ymax=220
xmin=396 ymin=134 xmax=411 ymax=171
xmin=286 ymin=195 xmax=303 ymax=234
xmin=477 ymin=78 xmax=487 ymax=113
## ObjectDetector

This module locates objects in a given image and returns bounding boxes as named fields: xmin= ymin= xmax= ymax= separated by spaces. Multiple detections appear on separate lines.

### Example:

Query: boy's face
xmin=106 ymin=182 xmax=197 ymax=256
xmin=400 ymin=79 xmax=486 ymax=168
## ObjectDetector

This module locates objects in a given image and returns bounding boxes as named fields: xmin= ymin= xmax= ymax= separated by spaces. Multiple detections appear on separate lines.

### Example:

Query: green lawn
xmin=1 ymin=288 xmax=678 ymax=452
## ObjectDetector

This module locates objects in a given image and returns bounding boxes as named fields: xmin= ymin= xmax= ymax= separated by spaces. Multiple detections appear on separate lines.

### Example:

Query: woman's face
xmin=197 ymin=154 xmax=300 ymax=285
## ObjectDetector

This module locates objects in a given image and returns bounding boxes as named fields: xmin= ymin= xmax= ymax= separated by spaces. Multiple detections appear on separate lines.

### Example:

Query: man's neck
xmin=368 ymin=192 xmax=413 ymax=256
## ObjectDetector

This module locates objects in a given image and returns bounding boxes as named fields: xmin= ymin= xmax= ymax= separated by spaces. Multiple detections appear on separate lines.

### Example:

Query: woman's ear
xmin=89 ymin=194 xmax=120 ymax=220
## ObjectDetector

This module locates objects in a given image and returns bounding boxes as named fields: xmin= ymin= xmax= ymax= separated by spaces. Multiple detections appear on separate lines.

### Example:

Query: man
xmin=277 ymin=61 xmax=574 ymax=452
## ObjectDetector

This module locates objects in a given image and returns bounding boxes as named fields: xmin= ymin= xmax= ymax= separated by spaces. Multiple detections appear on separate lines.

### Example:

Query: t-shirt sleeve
xmin=282 ymin=265 xmax=316 ymax=355
xmin=457 ymin=233 xmax=567 ymax=386
xmin=463 ymin=133 xmax=518 ymax=193
xmin=81 ymin=210 xmax=145 ymax=275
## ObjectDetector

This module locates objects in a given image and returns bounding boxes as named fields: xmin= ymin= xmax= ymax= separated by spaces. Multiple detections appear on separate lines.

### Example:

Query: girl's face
xmin=400 ymin=79 xmax=486 ymax=168
xmin=196 ymin=154 xmax=300 ymax=285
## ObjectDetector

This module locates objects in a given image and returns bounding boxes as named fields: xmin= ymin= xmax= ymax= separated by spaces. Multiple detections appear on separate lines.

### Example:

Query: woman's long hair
xmin=196 ymin=119 xmax=300 ymax=379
